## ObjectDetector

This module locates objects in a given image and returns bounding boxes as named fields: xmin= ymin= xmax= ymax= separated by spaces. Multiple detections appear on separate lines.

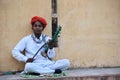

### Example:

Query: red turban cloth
xmin=31 ymin=16 xmax=47 ymax=28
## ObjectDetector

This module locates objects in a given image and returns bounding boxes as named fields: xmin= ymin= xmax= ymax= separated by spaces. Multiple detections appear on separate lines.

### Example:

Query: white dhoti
xmin=24 ymin=59 xmax=70 ymax=74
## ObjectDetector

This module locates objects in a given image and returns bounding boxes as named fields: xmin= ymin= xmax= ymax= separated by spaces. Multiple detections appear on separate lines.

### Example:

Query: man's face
xmin=32 ymin=21 xmax=44 ymax=35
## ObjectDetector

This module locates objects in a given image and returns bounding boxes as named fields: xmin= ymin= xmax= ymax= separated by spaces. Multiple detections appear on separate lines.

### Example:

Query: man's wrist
xmin=50 ymin=47 xmax=53 ymax=49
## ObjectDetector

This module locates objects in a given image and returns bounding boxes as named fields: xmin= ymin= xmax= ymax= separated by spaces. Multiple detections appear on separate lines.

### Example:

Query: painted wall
xmin=58 ymin=0 xmax=120 ymax=68
xmin=0 ymin=0 xmax=120 ymax=72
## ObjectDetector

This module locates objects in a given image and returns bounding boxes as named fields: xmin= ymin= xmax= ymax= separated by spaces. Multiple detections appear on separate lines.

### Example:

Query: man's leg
xmin=48 ymin=59 xmax=70 ymax=70
xmin=24 ymin=63 xmax=55 ymax=74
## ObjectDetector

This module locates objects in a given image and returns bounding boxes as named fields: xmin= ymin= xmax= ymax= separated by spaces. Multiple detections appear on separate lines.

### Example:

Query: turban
xmin=31 ymin=16 xmax=47 ymax=28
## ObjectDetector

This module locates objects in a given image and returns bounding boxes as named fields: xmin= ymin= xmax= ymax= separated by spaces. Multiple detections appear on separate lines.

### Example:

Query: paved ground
xmin=0 ymin=67 xmax=120 ymax=80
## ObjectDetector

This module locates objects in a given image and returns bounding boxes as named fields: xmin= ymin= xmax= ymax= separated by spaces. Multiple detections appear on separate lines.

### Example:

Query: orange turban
xmin=31 ymin=16 xmax=47 ymax=28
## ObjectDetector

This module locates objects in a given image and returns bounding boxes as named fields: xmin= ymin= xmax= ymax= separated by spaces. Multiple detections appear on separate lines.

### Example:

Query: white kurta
xmin=12 ymin=34 xmax=70 ymax=74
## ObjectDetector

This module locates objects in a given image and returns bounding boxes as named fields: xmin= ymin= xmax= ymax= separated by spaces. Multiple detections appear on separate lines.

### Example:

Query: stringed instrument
xmin=33 ymin=25 xmax=62 ymax=59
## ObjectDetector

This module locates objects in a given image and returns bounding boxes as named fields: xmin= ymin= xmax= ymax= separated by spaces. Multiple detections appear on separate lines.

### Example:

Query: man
xmin=12 ymin=16 xmax=70 ymax=75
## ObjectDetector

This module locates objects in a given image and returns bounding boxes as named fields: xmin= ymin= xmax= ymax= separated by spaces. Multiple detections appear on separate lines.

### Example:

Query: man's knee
xmin=64 ymin=59 xmax=70 ymax=66
xmin=24 ymin=63 xmax=33 ymax=71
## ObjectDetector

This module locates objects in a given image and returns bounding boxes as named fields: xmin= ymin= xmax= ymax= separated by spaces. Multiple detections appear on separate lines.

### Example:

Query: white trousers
xmin=24 ymin=59 xmax=70 ymax=74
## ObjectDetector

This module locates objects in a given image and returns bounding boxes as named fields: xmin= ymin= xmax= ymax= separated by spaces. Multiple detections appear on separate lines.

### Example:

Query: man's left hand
xmin=48 ymin=40 xmax=56 ymax=49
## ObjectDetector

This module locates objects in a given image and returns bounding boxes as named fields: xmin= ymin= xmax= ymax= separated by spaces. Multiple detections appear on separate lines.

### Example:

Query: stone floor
xmin=0 ymin=67 xmax=120 ymax=80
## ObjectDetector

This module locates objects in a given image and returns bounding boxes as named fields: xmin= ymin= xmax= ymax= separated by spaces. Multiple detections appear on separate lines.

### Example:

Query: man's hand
xmin=26 ymin=58 xmax=34 ymax=63
xmin=41 ymin=52 xmax=47 ymax=57
xmin=48 ymin=40 xmax=57 ymax=49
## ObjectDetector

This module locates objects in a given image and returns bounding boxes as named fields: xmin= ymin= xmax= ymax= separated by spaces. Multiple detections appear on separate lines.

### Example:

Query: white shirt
xmin=12 ymin=34 xmax=55 ymax=63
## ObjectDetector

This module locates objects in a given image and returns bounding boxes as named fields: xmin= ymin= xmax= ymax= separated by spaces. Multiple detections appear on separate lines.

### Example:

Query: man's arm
xmin=12 ymin=38 xmax=28 ymax=62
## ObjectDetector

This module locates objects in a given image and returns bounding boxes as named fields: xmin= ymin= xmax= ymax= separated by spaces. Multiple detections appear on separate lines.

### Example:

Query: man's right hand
xmin=41 ymin=52 xmax=47 ymax=58
xmin=26 ymin=58 xmax=34 ymax=63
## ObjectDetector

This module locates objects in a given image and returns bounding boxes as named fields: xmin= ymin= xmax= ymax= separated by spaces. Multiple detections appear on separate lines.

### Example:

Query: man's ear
xmin=42 ymin=27 xmax=44 ymax=31
xmin=31 ymin=26 xmax=33 ymax=30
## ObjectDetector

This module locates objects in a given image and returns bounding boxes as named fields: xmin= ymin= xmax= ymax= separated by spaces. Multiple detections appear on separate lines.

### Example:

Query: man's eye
xmin=34 ymin=25 xmax=42 ymax=27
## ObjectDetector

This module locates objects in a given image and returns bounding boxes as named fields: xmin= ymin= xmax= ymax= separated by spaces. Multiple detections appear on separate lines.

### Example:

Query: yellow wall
xmin=0 ymin=0 xmax=120 ymax=71
xmin=58 ymin=0 xmax=120 ymax=68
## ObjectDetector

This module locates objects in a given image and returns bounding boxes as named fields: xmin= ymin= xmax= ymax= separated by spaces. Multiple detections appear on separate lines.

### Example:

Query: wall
xmin=0 ymin=0 xmax=120 ymax=72
xmin=58 ymin=0 xmax=120 ymax=68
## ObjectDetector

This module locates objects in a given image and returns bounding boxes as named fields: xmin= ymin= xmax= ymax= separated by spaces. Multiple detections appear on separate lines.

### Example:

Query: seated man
xmin=12 ymin=16 xmax=70 ymax=75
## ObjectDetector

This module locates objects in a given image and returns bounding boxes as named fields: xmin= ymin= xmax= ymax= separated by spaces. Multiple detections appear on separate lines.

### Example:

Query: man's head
xmin=31 ymin=16 xmax=47 ymax=35
xmin=31 ymin=16 xmax=47 ymax=28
